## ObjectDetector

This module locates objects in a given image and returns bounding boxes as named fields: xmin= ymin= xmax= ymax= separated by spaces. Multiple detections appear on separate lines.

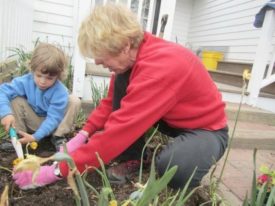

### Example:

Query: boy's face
xmin=33 ymin=70 xmax=58 ymax=90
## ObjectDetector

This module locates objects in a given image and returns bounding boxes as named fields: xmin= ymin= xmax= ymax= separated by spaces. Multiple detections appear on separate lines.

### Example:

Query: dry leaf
xmin=0 ymin=185 xmax=9 ymax=206
xmin=13 ymin=154 xmax=53 ymax=183
xmin=67 ymin=168 xmax=80 ymax=199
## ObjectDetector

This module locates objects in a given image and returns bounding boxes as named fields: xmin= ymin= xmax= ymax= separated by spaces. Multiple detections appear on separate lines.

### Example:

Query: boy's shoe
xmin=107 ymin=160 xmax=141 ymax=184
xmin=50 ymin=136 xmax=67 ymax=151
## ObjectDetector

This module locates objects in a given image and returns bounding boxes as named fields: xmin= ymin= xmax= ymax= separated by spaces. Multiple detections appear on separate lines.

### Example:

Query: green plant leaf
xmin=175 ymin=167 xmax=198 ymax=206
xmin=266 ymin=186 xmax=275 ymax=205
xmin=256 ymin=182 xmax=268 ymax=206
xmin=53 ymin=152 xmax=72 ymax=162
xmin=242 ymin=193 xmax=249 ymax=206
xmin=250 ymin=148 xmax=258 ymax=206
xmin=136 ymin=165 xmax=178 ymax=206
xmin=139 ymin=126 xmax=158 ymax=183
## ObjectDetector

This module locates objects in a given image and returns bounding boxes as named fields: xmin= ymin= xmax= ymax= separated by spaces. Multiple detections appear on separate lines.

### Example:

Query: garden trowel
xmin=9 ymin=127 xmax=24 ymax=159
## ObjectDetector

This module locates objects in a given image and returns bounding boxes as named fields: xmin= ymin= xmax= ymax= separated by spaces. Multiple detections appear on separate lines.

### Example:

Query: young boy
xmin=0 ymin=43 xmax=81 ymax=151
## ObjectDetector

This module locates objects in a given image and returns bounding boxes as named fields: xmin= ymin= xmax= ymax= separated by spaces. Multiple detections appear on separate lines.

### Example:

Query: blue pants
xmin=119 ymin=121 xmax=228 ymax=189
xmin=155 ymin=124 xmax=228 ymax=188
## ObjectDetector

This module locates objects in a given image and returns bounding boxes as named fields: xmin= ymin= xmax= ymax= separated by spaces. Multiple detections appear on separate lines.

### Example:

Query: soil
xmin=0 ymin=138 xmax=212 ymax=206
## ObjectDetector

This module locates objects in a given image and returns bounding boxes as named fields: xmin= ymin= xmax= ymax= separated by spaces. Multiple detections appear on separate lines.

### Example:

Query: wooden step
xmin=225 ymin=102 xmax=275 ymax=126
xmin=86 ymin=63 xmax=111 ymax=77
xmin=210 ymin=70 xmax=275 ymax=97
xmin=217 ymin=60 xmax=252 ymax=73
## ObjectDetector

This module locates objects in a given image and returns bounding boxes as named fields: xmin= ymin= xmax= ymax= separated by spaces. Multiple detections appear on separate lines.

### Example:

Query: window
xmin=130 ymin=0 xmax=139 ymax=14
xmin=141 ymin=0 xmax=150 ymax=30
xmin=95 ymin=0 xmax=104 ymax=5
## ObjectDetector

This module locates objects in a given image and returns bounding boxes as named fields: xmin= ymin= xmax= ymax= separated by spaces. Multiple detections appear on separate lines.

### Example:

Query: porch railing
xmin=247 ymin=9 xmax=275 ymax=106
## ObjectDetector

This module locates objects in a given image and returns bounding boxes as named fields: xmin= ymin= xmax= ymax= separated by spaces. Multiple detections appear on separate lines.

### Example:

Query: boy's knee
xmin=11 ymin=97 xmax=26 ymax=105
xmin=11 ymin=97 xmax=29 ymax=110
xmin=68 ymin=95 xmax=81 ymax=109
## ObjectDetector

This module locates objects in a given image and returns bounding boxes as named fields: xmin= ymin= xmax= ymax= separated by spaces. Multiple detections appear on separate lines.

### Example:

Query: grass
xmin=91 ymin=79 xmax=108 ymax=108
xmin=6 ymin=41 xmax=75 ymax=93
xmin=0 ymin=125 xmax=7 ymax=139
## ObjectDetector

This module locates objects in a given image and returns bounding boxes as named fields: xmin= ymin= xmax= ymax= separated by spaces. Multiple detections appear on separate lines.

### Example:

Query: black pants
xmin=119 ymin=121 xmax=228 ymax=189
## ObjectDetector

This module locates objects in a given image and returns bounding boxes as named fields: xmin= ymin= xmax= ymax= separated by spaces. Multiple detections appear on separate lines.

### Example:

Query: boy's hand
xmin=18 ymin=131 xmax=36 ymax=144
xmin=60 ymin=131 xmax=88 ymax=153
xmin=1 ymin=114 xmax=15 ymax=131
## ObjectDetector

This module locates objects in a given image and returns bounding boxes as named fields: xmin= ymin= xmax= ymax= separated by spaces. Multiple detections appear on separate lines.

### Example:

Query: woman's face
xmin=94 ymin=48 xmax=134 ymax=74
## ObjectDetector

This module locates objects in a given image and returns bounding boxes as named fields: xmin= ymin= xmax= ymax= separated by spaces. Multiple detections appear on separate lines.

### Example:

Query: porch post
xmin=72 ymin=0 xmax=91 ymax=98
xmin=247 ymin=9 xmax=275 ymax=106
xmin=157 ymin=0 xmax=176 ymax=40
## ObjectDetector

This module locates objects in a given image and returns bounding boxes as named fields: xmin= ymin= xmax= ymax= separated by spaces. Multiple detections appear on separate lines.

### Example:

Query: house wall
xmin=171 ymin=0 xmax=193 ymax=47
xmin=186 ymin=0 xmax=274 ymax=63
xmin=0 ymin=0 xmax=34 ymax=61
xmin=32 ymin=0 xmax=78 ymax=56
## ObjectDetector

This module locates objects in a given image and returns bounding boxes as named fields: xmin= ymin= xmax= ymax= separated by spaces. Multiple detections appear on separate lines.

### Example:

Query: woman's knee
xmin=155 ymin=150 xmax=201 ymax=189
xmin=155 ymin=131 xmax=227 ymax=189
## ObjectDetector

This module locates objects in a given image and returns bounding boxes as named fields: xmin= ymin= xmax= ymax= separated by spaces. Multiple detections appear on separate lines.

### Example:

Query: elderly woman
xmin=13 ymin=3 xmax=228 ymax=190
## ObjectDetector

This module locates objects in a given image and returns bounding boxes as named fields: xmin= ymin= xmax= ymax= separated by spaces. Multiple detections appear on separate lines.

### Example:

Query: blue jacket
xmin=0 ymin=73 xmax=69 ymax=140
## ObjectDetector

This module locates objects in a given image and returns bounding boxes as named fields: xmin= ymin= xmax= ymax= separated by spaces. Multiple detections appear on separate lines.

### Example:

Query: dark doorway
xmin=152 ymin=0 xmax=161 ymax=35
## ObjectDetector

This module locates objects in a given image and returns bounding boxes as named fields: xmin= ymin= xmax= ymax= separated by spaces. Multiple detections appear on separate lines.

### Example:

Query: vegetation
xmin=7 ymin=40 xmax=74 ymax=92
xmin=0 ymin=125 xmax=6 ymax=139
xmin=91 ymin=79 xmax=108 ymax=108
xmin=242 ymin=149 xmax=275 ymax=206
xmin=83 ymin=129 xmax=198 ymax=206
xmin=1 ymin=46 xmax=274 ymax=205
xmin=8 ymin=46 xmax=33 ymax=76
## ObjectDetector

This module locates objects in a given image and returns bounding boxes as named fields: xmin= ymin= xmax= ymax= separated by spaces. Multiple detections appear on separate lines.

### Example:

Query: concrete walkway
xmin=213 ymin=149 xmax=275 ymax=205
xmin=206 ymin=102 xmax=275 ymax=205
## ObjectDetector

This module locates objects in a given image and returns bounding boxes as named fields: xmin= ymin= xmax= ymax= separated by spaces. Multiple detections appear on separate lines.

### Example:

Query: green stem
xmin=139 ymin=126 xmax=158 ymax=183
xmin=0 ymin=166 xmax=12 ymax=173
xmin=217 ymin=79 xmax=247 ymax=183
xmin=64 ymin=152 xmax=90 ymax=206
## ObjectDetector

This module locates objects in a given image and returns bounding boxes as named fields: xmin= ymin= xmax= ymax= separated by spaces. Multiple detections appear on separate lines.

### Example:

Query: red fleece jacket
xmin=59 ymin=32 xmax=227 ymax=176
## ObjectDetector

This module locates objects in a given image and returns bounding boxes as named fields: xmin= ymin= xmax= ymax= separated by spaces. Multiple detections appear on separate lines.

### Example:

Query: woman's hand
xmin=13 ymin=164 xmax=61 ymax=190
xmin=59 ymin=130 xmax=89 ymax=153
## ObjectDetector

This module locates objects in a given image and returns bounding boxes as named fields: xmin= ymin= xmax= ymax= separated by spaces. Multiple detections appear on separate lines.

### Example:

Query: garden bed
xmin=0 ymin=136 xmax=213 ymax=206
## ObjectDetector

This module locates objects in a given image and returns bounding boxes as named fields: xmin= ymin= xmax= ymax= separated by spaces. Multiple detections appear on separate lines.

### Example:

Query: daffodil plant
xmin=13 ymin=150 xmax=90 ymax=206
xmin=82 ymin=128 xmax=197 ymax=206
xmin=257 ymin=165 xmax=275 ymax=192
xmin=243 ymin=149 xmax=275 ymax=206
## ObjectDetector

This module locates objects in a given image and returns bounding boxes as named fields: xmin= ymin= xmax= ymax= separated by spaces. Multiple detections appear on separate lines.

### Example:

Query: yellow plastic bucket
xmin=202 ymin=51 xmax=224 ymax=71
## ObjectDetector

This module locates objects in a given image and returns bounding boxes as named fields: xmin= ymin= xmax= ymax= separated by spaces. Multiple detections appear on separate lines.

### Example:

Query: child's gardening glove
xmin=13 ymin=164 xmax=61 ymax=190
xmin=59 ymin=131 xmax=88 ymax=153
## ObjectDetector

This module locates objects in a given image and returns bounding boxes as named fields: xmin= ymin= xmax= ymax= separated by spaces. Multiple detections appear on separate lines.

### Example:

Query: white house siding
xmin=0 ymin=0 xmax=34 ymax=61
xmin=187 ymin=0 xmax=274 ymax=63
xmin=171 ymin=0 xmax=193 ymax=47
xmin=32 ymin=0 xmax=77 ymax=56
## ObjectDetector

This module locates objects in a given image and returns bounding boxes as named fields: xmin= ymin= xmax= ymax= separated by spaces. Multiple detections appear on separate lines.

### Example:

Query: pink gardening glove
xmin=13 ymin=165 xmax=61 ymax=190
xmin=59 ymin=131 xmax=88 ymax=153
